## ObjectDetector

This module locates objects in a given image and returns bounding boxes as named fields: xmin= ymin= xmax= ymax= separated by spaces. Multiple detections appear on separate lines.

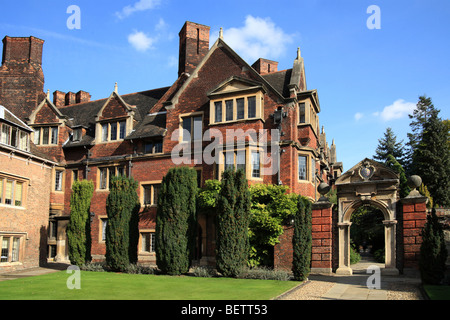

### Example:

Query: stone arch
xmin=334 ymin=158 xmax=400 ymax=275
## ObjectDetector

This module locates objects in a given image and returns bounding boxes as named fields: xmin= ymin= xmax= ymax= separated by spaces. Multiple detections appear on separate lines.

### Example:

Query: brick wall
xmin=311 ymin=201 xmax=333 ymax=272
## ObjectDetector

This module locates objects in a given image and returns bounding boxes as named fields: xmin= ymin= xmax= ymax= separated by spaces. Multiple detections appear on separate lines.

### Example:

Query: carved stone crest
xmin=359 ymin=160 xmax=375 ymax=181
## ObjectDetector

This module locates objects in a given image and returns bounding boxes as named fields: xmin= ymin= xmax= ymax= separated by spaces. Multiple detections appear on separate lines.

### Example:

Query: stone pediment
xmin=336 ymin=158 xmax=399 ymax=185
xmin=207 ymin=76 xmax=266 ymax=99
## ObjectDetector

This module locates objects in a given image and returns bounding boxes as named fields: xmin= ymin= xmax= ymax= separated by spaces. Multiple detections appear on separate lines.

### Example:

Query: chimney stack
xmin=53 ymin=90 xmax=66 ymax=107
xmin=178 ymin=21 xmax=210 ymax=77
xmin=76 ymin=90 xmax=91 ymax=104
xmin=252 ymin=58 xmax=278 ymax=75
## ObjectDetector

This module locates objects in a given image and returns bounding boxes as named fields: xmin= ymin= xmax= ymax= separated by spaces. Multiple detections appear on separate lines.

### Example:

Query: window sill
xmin=209 ymin=117 xmax=264 ymax=126
xmin=0 ymin=204 xmax=25 ymax=210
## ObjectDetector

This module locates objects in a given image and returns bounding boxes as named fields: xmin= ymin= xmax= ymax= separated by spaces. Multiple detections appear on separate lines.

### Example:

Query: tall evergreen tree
xmin=385 ymin=154 xmax=410 ymax=199
xmin=292 ymin=196 xmax=312 ymax=281
xmin=155 ymin=167 xmax=198 ymax=275
xmin=216 ymin=168 xmax=251 ymax=277
xmin=105 ymin=175 xmax=140 ymax=271
xmin=419 ymin=209 xmax=448 ymax=284
xmin=374 ymin=127 xmax=405 ymax=166
xmin=413 ymin=110 xmax=450 ymax=206
xmin=67 ymin=180 xmax=94 ymax=266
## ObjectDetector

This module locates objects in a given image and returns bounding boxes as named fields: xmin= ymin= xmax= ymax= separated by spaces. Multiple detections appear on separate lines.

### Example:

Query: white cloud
xmin=128 ymin=30 xmax=155 ymax=52
xmin=354 ymin=112 xmax=364 ymax=121
xmin=116 ymin=0 xmax=161 ymax=19
xmin=222 ymin=15 xmax=294 ymax=63
xmin=375 ymin=99 xmax=416 ymax=121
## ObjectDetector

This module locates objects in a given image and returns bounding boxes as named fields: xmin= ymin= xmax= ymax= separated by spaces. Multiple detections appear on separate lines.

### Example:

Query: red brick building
xmin=0 ymin=21 xmax=341 ymax=269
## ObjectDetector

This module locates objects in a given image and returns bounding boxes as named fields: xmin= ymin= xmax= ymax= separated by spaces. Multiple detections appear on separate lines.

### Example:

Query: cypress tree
xmin=216 ymin=168 xmax=251 ymax=277
xmin=419 ymin=209 xmax=448 ymax=284
xmin=105 ymin=175 xmax=140 ymax=272
xmin=155 ymin=167 xmax=198 ymax=275
xmin=292 ymin=196 xmax=312 ymax=281
xmin=67 ymin=180 xmax=94 ymax=266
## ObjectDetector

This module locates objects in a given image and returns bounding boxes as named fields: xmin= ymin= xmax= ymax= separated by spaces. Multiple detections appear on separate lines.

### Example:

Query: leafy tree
xmin=374 ymin=127 xmax=406 ymax=166
xmin=350 ymin=206 xmax=385 ymax=254
xmin=155 ymin=167 xmax=198 ymax=275
xmin=292 ymin=196 xmax=312 ymax=281
xmin=105 ymin=176 xmax=140 ymax=272
xmin=248 ymin=184 xmax=297 ymax=267
xmin=216 ymin=168 xmax=251 ymax=277
xmin=67 ymin=180 xmax=94 ymax=266
xmin=419 ymin=209 xmax=448 ymax=284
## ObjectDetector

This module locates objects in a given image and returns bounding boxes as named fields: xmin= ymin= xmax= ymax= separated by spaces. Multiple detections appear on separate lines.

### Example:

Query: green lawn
xmin=423 ymin=285 xmax=450 ymax=300
xmin=0 ymin=271 xmax=300 ymax=300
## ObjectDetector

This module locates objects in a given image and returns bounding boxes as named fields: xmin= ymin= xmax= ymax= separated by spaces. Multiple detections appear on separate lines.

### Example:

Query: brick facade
xmin=0 ymin=21 xmax=342 ymax=270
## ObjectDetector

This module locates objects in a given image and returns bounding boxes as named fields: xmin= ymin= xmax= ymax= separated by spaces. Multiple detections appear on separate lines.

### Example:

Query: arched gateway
xmin=310 ymin=158 xmax=428 ymax=275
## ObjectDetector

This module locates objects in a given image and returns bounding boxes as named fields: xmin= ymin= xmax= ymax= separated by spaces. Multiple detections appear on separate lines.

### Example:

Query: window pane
xmin=55 ymin=171 xmax=62 ymax=191
xmin=142 ymin=233 xmax=150 ymax=252
xmin=0 ymin=179 xmax=3 ymax=203
xmin=143 ymin=185 xmax=152 ymax=204
xmin=225 ymin=100 xmax=233 ymax=121
xmin=248 ymin=96 xmax=256 ymax=118
xmin=193 ymin=116 xmax=202 ymax=141
xmin=102 ymin=124 xmax=108 ymax=142
xmin=2 ymin=125 xmax=10 ymax=145
xmin=1 ymin=238 xmax=10 ymax=262
xmin=14 ymin=182 xmax=23 ymax=206
xmin=224 ymin=152 xmax=234 ymax=171
xmin=298 ymin=156 xmax=307 ymax=180
xmin=214 ymin=101 xmax=222 ymax=123
xmin=182 ymin=117 xmax=191 ymax=142
xmin=299 ymin=103 xmax=306 ymax=123
xmin=102 ymin=219 xmax=107 ymax=241
xmin=42 ymin=127 xmax=49 ymax=144
xmin=5 ymin=180 xmax=13 ymax=205
xmin=33 ymin=128 xmax=40 ymax=145
xmin=236 ymin=150 xmax=246 ymax=172
xmin=19 ymin=131 xmax=28 ymax=150
xmin=154 ymin=140 xmax=163 ymax=153
xmin=12 ymin=238 xmax=20 ymax=262
xmin=144 ymin=142 xmax=153 ymax=154
xmin=100 ymin=168 xmax=107 ymax=189
xmin=153 ymin=184 xmax=160 ymax=205
xmin=151 ymin=233 xmax=156 ymax=252
xmin=110 ymin=122 xmax=117 ymax=141
xmin=237 ymin=98 xmax=245 ymax=120
xmin=51 ymin=127 xmax=58 ymax=144
xmin=252 ymin=151 xmax=260 ymax=178
xmin=10 ymin=127 xmax=17 ymax=147
xmin=119 ymin=121 xmax=126 ymax=139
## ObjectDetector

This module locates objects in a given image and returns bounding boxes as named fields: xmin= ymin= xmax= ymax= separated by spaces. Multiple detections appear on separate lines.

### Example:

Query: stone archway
xmin=334 ymin=158 xmax=400 ymax=275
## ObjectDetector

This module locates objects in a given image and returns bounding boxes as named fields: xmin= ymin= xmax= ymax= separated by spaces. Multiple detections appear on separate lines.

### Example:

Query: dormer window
xmin=101 ymin=120 xmax=126 ymax=142
xmin=33 ymin=126 xmax=58 ymax=145
xmin=73 ymin=128 xmax=82 ymax=141
xmin=208 ymin=77 xmax=265 ymax=125
xmin=0 ymin=123 xmax=30 ymax=151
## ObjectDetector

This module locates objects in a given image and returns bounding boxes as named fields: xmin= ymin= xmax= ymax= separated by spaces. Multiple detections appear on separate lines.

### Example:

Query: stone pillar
xmin=336 ymin=222 xmax=352 ymax=275
xmin=311 ymin=183 xmax=333 ymax=274
xmin=383 ymin=220 xmax=399 ymax=275
xmin=401 ymin=175 xmax=428 ymax=270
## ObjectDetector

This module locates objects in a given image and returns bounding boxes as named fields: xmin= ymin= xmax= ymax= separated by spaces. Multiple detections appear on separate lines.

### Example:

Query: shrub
xmin=292 ymin=196 xmax=312 ymax=281
xmin=216 ymin=168 xmax=251 ymax=277
xmin=350 ymin=245 xmax=361 ymax=264
xmin=105 ymin=176 xmax=140 ymax=272
xmin=192 ymin=266 xmax=217 ymax=278
xmin=236 ymin=266 xmax=291 ymax=281
xmin=155 ymin=167 xmax=198 ymax=275
xmin=420 ymin=209 xmax=448 ymax=284
xmin=67 ymin=180 xmax=94 ymax=266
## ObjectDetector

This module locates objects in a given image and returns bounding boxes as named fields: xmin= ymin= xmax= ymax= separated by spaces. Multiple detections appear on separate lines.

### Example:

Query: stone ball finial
xmin=407 ymin=175 xmax=422 ymax=190
xmin=318 ymin=182 xmax=331 ymax=196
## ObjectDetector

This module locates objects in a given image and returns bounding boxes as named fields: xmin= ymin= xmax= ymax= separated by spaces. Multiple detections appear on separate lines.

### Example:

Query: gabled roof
xmin=0 ymin=105 xmax=33 ymax=132
xmin=61 ymin=87 xmax=169 ymax=148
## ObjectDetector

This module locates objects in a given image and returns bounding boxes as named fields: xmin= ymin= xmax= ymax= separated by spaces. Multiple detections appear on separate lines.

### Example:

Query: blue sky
xmin=1 ymin=0 xmax=449 ymax=171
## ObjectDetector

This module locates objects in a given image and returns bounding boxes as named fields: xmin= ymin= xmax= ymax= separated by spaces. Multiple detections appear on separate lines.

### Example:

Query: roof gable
xmin=28 ymin=93 xmax=67 ymax=125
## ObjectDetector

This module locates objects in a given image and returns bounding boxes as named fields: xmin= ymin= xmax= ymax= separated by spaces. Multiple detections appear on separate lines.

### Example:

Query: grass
xmin=423 ymin=285 xmax=450 ymax=300
xmin=0 ymin=271 xmax=300 ymax=300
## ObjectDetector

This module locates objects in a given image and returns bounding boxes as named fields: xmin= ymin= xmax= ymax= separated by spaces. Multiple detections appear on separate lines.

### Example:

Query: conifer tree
xmin=67 ymin=180 xmax=94 ymax=266
xmin=216 ymin=168 xmax=251 ymax=277
xmin=374 ymin=127 xmax=406 ymax=166
xmin=155 ymin=167 xmax=198 ymax=275
xmin=385 ymin=154 xmax=410 ymax=198
xmin=105 ymin=175 xmax=140 ymax=271
xmin=292 ymin=196 xmax=312 ymax=281
xmin=419 ymin=209 xmax=448 ymax=284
